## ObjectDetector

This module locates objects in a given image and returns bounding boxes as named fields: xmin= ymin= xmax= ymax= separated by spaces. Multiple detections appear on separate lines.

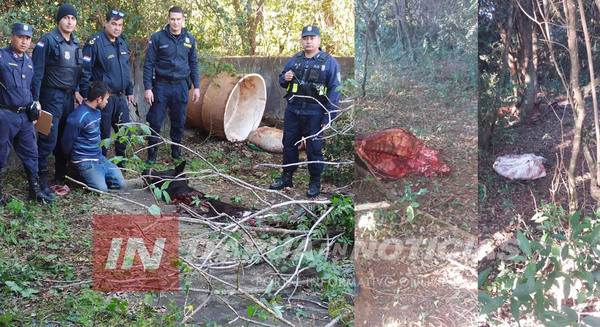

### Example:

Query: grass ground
xmin=0 ymin=122 xmax=355 ymax=326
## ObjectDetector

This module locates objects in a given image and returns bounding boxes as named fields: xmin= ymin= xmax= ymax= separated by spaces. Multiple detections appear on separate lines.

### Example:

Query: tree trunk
xmin=565 ymin=0 xmax=585 ymax=213
xmin=529 ymin=16 xmax=539 ymax=117
xmin=516 ymin=0 xmax=536 ymax=117
xmin=359 ymin=0 xmax=382 ymax=97
xmin=398 ymin=0 xmax=414 ymax=54
xmin=368 ymin=19 xmax=382 ymax=58
xmin=591 ymin=0 xmax=600 ymax=186
xmin=232 ymin=0 xmax=264 ymax=55
xmin=391 ymin=0 xmax=405 ymax=50
xmin=479 ymin=1 xmax=516 ymax=150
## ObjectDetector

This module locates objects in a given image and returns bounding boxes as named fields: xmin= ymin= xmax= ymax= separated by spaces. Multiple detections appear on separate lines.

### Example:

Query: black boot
xmin=146 ymin=146 xmax=157 ymax=164
xmin=270 ymin=171 xmax=293 ymax=190
xmin=171 ymin=144 xmax=182 ymax=160
xmin=0 ymin=175 xmax=5 ymax=206
xmin=28 ymin=174 xmax=55 ymax=203
xmin=38 ymin=169 xmax=54 ymax=197
xmin=307 ymin=174 xmax=321 ymax=198
xmin=54 ymin=160 xmax=67 ymax=185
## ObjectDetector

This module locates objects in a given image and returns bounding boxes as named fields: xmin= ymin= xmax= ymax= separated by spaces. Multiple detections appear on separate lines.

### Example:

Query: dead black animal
xmin=142 ymin=160 xmax=251 ymax=218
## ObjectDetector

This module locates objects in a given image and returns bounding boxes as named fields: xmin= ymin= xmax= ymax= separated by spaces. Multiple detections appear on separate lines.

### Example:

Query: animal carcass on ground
xmin=142 ymin=161 xmax=251 ymax=217
xmin=355 ymin=128 xmax=451 ymax=179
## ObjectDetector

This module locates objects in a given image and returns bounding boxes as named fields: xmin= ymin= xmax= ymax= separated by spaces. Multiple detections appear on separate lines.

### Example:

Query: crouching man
xmin=61 ymin=81 xmax=124 ymax=192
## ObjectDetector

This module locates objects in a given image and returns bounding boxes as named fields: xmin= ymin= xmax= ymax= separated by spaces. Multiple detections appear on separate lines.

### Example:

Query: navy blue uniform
xmin=279 ymin=49 xmax=341 ymax=176
xmin=143 ymin=25 xmax=200 ymax=146
xmin=32 ymin=27 xmax=82 ymax=179
xmin=80 ymin=29 xmax=133 ymax=157
xmin=0 ymin=46 xmax=38 ymax=175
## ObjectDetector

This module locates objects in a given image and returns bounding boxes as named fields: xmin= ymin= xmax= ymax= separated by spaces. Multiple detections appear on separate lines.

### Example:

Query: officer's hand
xmin=192 ymin=88 xmax=200 ymax=104
xmin=144 ymin=89 xmax=154 ymax=105
xmin=127 ymin=95 xmax=134 ymax=103
xmin=284 ymin=70 xmax=294 ymax=82
xmin=75 ymin=92 xmax=83 ymax=105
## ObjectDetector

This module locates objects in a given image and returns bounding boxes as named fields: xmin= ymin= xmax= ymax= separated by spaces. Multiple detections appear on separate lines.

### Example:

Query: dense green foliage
xmin=355 ymin=0 xmax=477 ymax=96
xmin=1 ymin=0 xmax=354 ymax=56
xmin=480 ymin=204 xmax=600 ymax=326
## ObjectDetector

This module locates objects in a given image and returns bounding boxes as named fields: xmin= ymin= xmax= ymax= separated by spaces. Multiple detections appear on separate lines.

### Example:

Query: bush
xmin=479 ymin=203 xmax=600 ymax=326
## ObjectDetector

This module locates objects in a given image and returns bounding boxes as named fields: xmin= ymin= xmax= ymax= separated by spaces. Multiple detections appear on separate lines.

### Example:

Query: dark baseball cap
xmin=301 ymin=26 xmax=320 ymax=37
xmin=12 ymin=23 xmax=33 ymax=38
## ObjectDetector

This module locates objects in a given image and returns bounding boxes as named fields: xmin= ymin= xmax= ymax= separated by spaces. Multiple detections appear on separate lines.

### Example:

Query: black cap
xmin=56 ymin=3 xmax=78 ymax=23
xmin=12 ymin=23 xmax=33 ymax=38
xmin=301 ymin=26 xmax=320 ymax=37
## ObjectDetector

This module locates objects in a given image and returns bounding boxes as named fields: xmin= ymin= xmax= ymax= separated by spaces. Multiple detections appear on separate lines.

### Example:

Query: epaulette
xmin=88 ymin=35 xmax=100 ymax=46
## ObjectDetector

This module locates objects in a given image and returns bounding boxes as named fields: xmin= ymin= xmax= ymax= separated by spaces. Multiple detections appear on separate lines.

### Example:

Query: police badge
xmin=65 ymin=51 xmax=70 ymax=60
xmin=185 ymin=37 xmax=190 ymax=43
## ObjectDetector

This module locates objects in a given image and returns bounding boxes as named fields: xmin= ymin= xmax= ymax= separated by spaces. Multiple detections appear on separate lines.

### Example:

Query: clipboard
xmin=34 ymin=110 xmax=53 ymax=136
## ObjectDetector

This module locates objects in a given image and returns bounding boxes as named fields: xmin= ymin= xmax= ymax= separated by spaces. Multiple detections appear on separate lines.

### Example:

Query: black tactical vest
xmin=43 ymin=29 xmax=82 ymax=90
xmin=285 ymin=51 xmax=330 ymax=104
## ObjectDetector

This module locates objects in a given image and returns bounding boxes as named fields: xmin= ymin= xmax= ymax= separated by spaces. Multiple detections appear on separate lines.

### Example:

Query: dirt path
xmin=353 ymin=61 xmax=478 ymax=326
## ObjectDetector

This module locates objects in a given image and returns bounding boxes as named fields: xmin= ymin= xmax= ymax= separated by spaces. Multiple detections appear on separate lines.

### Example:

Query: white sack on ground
xmin=493 ymin=153 xmax=547 ymax=180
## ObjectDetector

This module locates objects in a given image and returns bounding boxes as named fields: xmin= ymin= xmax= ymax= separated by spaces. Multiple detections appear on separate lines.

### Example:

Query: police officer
xmin=270 ymin=26 xmax=342 ymax=197
xmin=78 ymin=10 xmax=134 ymax=161
xmin=32 ymin=3 xmax=83 ymax=192
xmin=0 ymin=23 xmax=55 ymax=204
xmin=143 ymin=6 xmax=200 ymax=163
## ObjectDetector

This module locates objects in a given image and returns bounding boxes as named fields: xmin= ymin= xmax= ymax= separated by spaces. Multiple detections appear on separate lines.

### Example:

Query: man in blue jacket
xmin=0 ymin=23 xmax=54 ymax=204
xmin=143 ymin=6 xmax=201 ymax=163
xmin=78 ymin=10 xmax=134 ymax=162
xmin=61 ymin=81 xmax=124 ymax=192
xmin=270 ymin=26 xmax=342 ymax=197
xmin=32 ymin=3 xmax=84 ymax=191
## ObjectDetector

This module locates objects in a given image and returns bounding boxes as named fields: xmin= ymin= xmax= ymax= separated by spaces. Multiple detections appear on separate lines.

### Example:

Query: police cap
xmin=301 ymin=26 xmax=320 ymax=37
xmin=12 ymin=23 xmax=33 ymax=38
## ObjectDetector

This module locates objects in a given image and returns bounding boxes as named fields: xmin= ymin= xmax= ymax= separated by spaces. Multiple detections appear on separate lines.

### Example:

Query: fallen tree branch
xmin=274 ymin=206 xmax=335 ymax=297
xmin=64 ymin=176 xmax=151 ymax=211
xmin=50 ymin=279 xmax=92 ymax=288
xmin=256 ymin=160 xmax=354 ymax=169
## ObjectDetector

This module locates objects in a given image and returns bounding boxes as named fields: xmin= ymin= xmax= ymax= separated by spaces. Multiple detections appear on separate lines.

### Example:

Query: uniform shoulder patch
xmin=36 ymin=41 xmax=45 ymax=48
xmin=83 ymin=55 xmax=91 ymax=62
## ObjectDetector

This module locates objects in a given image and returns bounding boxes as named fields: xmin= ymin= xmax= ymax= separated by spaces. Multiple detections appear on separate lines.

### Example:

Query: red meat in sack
xmin=355 ymin=129 xmax=451 ymax=179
